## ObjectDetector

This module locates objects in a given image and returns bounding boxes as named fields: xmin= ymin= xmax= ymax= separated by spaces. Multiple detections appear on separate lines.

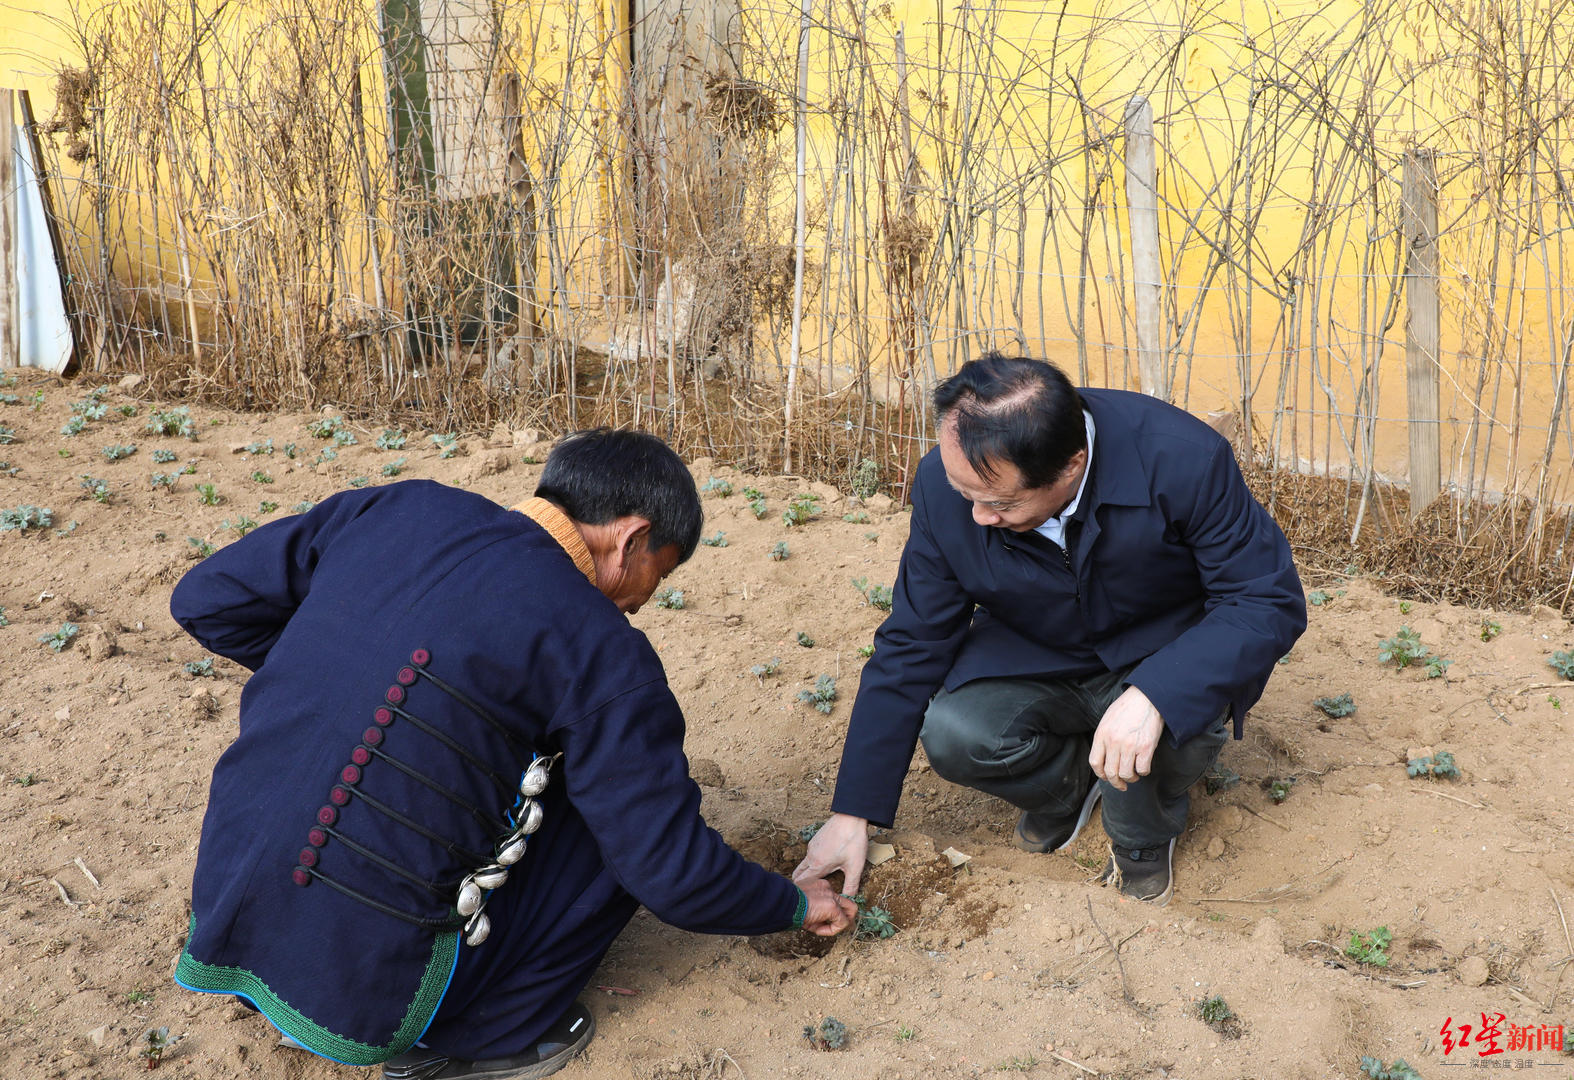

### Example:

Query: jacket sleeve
xmin=828 ymin=468 xmax=976 ymax=827
xmin=169 ymin=491 xmax=372 ymax=672
xmin=554 ymin=680 xmax=804 ymax=936
xmin=1123 ymin=442 xmax=1306 ymax=742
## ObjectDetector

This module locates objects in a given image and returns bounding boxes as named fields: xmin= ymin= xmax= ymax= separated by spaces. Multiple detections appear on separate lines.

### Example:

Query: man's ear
xmin=616 ymin=516 xmax=655 ymax=562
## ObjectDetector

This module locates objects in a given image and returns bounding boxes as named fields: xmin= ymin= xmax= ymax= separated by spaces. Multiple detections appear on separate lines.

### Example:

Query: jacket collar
xmin=1079 ymin=389 xmax=1151 ymax=509
xmin=511 ymin=497 xmax=598 ymax=585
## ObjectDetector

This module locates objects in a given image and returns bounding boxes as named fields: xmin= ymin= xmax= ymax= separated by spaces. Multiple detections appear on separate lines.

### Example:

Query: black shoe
xmin=1014 ymin=786 xmax=1102 ymax=853
xmin=1095 ymin=838 xmax=1175 ymax=906
xmin=382 ymin=1002 xmax=595 ymax=1080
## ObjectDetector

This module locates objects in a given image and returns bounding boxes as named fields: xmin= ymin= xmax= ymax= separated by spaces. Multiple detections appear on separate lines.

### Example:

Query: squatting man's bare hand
xmin=1088 ymin=685 xmax=1165 ymax=791
xmin=798 ymin=878 xmax=858 ymax=936
xmin=792 ymin=812 xmax=870 ymax=898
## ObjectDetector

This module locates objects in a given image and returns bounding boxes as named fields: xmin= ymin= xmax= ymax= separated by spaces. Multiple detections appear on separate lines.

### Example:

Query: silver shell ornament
xmin=464 ymin=911 xmax=491 ymax=946
xmin=520 ymin=762 xmax=550 ymax=797
xmin=497 ymin=837 xmax=528 ymax=865
xmin=473 ymin=866 xmax=509 ymax=890
xmin=518 ymin=800 xmax=544 ymax=835
xmin=456 ymin=880 xmax=483 ymax=916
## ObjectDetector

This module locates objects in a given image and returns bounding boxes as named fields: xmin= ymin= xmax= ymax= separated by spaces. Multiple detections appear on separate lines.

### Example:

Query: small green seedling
xmin=196 ymin=484 xmax=221 ymax=506
xmin=54 ymin=520 xmax=78 ymax=537
xmin=79 ymin=475 xmax=110 ymax=503
xmin=222 ymin=516 xmax=258 ymax=536
xmin=852 ymin=577 xmax=893 ymax=611
xmin=250 ymin=470 xmax=273 ymax=484
xmin=145 ymin=406 xmax=197 ymax=439
xmin=291 ymin=501 xmax=316 ymax=514
xmin=139 ymin=1024 xmax=182 ymax=1069
xmin=1307 ymin=589 xmax=1333 ymax=606
xmin=376 ymin=429 xmax=407 ymax=451
xmin=700 ymin=531 xmax=728 ymax=547
xmin=306 ymin=416 xmax=345 ymax=439
xmin=1398 ymin=600 xmax=1413 ymax=614
xmin=863 ymin=531 xmax=880 ymax=542
xmin=995 ymin=1056 xmax=1039 ymax=1072
xmin=0 ymin=606 xmax=7 ymax=626
xmin=855 ymin=904 xmax=897 ymax=940
xmin=1424 ymin=656 xmax=1453 ymax=679
xmin=795 ymin=821 xmax=822 ymax=842
xmin=1551 ymin=695 xmax=1563 ymax=710
xmin=332 ymin=428 xmax=358 ymax=448
xmin=749 ymin=657 xmax=781 ymax=679
xmin=700 ymin=476 xmax=733 ymax=496
xmin=1 ymin=504 xmax=53 ymax=532
xmin=283 ymin=443 xmax=298 ymax=459
xmin=151 ymin=448 xmax=178 ymax=463
xmin=0 ymin=424 xmax=16 ymax=445
xmin=381 ymin=458 xmax=407 ymax=478
xmin=117 ymin=403 xmax=136 ymax=416
xmin=1548 ymin=650 xmax=1574 ymax=681
xmin=782 ymin=494 xmax=821 ymax=527
xmin=244 ymin=438 xmax=274 ymax=455
xmin=520 ymin=455 xmax=539 ymax=465
xmin=742 ymin=487 xmax=767 ymax=519
xmin=314 ymin=448 xmax=338 ymax=465
xmin=654 ymin=587 xmax=684 ymax=610
xmin=803 ymin=1017 xmax=847 ymax=1051
xmin=1480 ymin=620 xmax=1502 ymax=642
xmin=895 ymin=1025 xmax=915 ymax=1042
xmin=430 ymin=433 xmax=459 ymax=459
xmin=101 ymin=444 xmax=137 ymax=461
xmin=347 ymin=476 xmax=370 ymax=489
xmin=57 ymin=447 xmax=72 ymax=457
xmin=60 ymin=415 xmax=88 ymax=437
xmin=842 ymin=510 xmax=871 ymax=524
xmin=1378 ymin=627 xmax=1434 ymax=671
xmin=1195 ymin=995 xmax=1238 ymax=1036
xmin=1266 ymin=777 xmax=1295 ymax=804
xmin=0 ymin=460 xmax=16 ymax=477
xmin=0 ymin=392 xmax=17 ymax=405
xmin=769 ymin=541 xmax=790 ymax=561
xmin=797 ymin=674 xmax=838 ymax=714
xmin=1345 ymin=926 xmax=1392 ymax=967
xmin=187 ymin=537 xmax=216 ymax=558
xmin=1406 ymin=751 xmax=1459 ymax=780
xmin=183 ymin=658 xmax=214 ymax=678
xmin=39 ymin=622 xmax=79 ymax=653
xmin=258 ymin=501 xmax=279 ymax=514
xmin=796 ymin=631 xmax=815 ymax=648
xmin=150 ymin=472 xmax=179 ymax=492
xmin=1313 ymin=693 xmax=1356 ymax=718
xmin=1359 ymin=1056 xmax=1422 ymax=1080
xmin=857 ymin=643 xmax=874 ymax=658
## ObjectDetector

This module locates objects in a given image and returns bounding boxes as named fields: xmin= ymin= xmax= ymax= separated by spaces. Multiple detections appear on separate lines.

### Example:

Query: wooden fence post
xmin=0 ymin=89 xmax=18 ymax=369
xmin=1402 ymin=148 xmax=1441 ymax=518
xmin=1124 ymin=94 xmax=1165 ymax=401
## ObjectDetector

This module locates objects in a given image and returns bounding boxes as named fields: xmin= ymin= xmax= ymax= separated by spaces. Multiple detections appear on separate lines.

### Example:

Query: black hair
xmin=932 ymin=352 xmax=1087 ymax=489
xmin=535 ymin=428 xmax=703 ymax=562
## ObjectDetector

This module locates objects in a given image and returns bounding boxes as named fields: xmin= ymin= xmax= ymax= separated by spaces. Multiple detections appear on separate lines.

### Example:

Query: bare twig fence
xmin=11 ymin=0 xmax=1574 ymax=608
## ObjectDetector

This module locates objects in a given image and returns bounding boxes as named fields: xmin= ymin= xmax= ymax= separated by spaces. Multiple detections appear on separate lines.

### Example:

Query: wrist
xmin=791 ymin=885 xmax=809 ymax=929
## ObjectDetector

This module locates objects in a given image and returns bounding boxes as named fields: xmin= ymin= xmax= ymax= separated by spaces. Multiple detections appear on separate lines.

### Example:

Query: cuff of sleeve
xmin=792 ymin=887 xmax=809 ymax=930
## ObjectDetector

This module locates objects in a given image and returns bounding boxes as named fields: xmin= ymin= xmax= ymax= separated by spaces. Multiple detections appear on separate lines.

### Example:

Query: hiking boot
xmin=382 ymin=1001 xmax=594 ymax=1080
xmin=1014 ymin=785 xmax=1102 ymax=853
xmin=1095 ymin=838 xmax=1175 ymax=906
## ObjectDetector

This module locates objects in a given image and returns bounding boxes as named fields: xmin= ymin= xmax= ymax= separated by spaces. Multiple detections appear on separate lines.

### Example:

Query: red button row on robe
xmin=292 ymin=649 xmax=430 ymax=887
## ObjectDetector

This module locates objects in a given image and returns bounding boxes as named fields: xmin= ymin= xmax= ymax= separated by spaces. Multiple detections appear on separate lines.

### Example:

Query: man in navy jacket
xmin=170 ymin=429 xmax=854 ymax=1080
xmin=795 ymin=355 xmax=1305 ymax=906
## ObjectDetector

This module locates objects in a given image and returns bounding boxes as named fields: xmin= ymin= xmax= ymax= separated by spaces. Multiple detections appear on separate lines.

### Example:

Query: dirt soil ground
xmin=3 ymin=371 xmax=1573 ymax=1080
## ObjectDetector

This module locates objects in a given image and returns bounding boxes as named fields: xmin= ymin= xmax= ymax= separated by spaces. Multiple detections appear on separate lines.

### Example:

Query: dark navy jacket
xmin=170 ymin=481 xmax=800 ymax=1063
xmin=831 ymin=389 xmax=1306 ymax=827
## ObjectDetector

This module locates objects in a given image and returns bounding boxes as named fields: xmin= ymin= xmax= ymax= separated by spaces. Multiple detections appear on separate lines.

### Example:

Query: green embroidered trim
xmin=792 ymin=886 xmax=809 ymax=929
xmin=174 ymin=915 xmax=459 ymax=1065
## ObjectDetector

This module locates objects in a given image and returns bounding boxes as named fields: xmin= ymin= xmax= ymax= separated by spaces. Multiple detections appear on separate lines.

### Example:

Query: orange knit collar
xmin=512 ymin=497 xmax=597 ymax=586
